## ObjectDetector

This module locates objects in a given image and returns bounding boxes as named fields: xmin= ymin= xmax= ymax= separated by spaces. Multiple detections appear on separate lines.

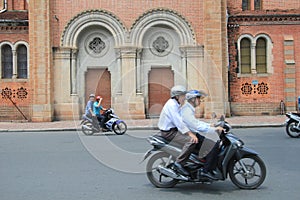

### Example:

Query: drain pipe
xmin=0 ymin=0 xmax=8 ymax=14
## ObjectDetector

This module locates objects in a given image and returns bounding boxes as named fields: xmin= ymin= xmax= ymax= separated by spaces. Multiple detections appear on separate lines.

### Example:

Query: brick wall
xmin=0 ymin=82 xmax=31 ymax=121
xmin=51 ymin=0 xmax=204 ymax=47
xmin=228 ymin=0 xmax=300 ymax=13
xmin=227 ymin=0 xmax=300 ymax=115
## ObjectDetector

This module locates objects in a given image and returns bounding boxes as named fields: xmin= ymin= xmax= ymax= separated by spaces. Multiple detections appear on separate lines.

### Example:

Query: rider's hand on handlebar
xmin=215 ymin=126 xmax=224 ymax=135
xmin=188 ymin=132 xmax=198 ymax=143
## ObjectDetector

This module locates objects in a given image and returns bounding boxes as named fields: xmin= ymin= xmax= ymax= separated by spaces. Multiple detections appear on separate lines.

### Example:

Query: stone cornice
xmin=228 ymin=14 xmax=300 ymax=27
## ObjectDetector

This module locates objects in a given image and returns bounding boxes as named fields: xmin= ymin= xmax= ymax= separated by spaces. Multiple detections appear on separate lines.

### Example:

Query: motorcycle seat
xmin=152 ymin=135 xmax=171 ymax=144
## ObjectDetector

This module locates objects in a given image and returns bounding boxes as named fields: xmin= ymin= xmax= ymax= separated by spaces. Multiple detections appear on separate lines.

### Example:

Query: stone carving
xmin=88 ymin=37 xmax=106 ymax=54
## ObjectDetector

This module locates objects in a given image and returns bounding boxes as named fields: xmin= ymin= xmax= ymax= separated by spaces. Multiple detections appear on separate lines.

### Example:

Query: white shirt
xmin=180 ymin=102 xmax=210 ymax=133
xmin=158 ymin=99 xmax=190 ymax=134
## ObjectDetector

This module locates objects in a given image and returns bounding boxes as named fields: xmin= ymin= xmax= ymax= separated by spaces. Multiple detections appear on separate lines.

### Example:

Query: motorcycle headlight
xmin=236 ymin=140 xmax=244 ymax=147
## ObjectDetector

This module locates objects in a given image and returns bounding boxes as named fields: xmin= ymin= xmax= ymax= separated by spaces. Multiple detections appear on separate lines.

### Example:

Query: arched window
xmin=242 ymin=0 xmax=250 ymax=11
xmin=17 ymin=45 xmax=28 ymax=78
xmin=241 ymin=38 xmax=251 ymax=74
xmin=256 ymin=38 xmax=266 ymax=73
xmin=1 ymin=44 xmax=13 ymax=78
xmin=254 ymin=0 xmax=262 ymax=10
xmin=237 ymin=34 xmax=272 ymax=76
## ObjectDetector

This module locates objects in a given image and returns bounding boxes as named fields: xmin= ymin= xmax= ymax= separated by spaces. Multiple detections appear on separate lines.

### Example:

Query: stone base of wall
xmin=0 ymin=105 xmax=31 ymax=121
xmin=230 ymin=102 xmax=286 ymax=116
xmin=113 ymin=94 xmax=146 ymax=119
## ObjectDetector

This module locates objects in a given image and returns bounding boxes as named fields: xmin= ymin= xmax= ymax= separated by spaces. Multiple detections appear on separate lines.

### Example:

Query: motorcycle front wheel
xmin=228 ymin=155 xmax=266 ymax=189
xmin=146 ymin=152 xmax=178 ymax=188
xmin=286 ymin=121 xmax=300 ymax=138
xmin=81 ymin=121 xmax=94 ymax=136
xmin=112 ymin=121 xmax=127 ymax=135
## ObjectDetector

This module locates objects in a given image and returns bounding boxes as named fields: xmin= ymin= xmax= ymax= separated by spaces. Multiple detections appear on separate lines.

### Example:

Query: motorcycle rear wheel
xmin=286 ymin=121 xmax=300 ymax=138
xmin=228 ymin=155 xmax=266 ymax=189
xmin=81 ymin=121 xmax=94 ymax=136
xmin=146 ymin=152 xmax=178 ymax=188
xmin=112 ymin=121 xmax=127 ymax=135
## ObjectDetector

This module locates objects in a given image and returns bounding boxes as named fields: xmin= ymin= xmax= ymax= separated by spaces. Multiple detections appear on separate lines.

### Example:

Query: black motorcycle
xmin=143 ymin=116 xmax=266 ymax=189
xmin=285 ymin=112 xmax=300 ymax=138
xmin=81 ymin=108 xmax=127 ymax=135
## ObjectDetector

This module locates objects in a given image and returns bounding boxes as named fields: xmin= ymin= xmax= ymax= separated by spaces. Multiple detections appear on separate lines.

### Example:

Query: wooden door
xmin=148 ymin=67 xmax=174 ymax=117
xmin=85 ymin=68 xmax=111 ymax=109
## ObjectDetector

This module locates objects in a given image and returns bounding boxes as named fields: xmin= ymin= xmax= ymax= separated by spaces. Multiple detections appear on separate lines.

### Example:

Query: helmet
xmin=89 ymin=93 xmax=95 ymax=98
xmin=186 ymin=90 xmax=207 ymax=100
xmin=170 ymin=85 xmax=187 ymax=98
xmin=96 ymin=96 xmax=101 ymax=100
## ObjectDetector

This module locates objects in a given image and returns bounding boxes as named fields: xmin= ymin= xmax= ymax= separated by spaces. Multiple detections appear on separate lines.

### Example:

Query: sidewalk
xmin=0 ymin=115 xmax=286 ymax=132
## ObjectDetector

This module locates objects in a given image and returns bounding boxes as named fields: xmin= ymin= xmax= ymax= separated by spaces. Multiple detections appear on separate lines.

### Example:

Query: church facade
xmin=0 ymin=0 xmax=299 ymax=121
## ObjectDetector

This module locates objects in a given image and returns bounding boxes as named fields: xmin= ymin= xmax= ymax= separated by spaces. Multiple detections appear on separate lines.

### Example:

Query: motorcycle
xmin=142 ymin=116 xmax=266 ymax=189
xmin=285 ymin=112 xmax=300 ymax=138
xmin=81 ymin=108 xmax=127 ymax=135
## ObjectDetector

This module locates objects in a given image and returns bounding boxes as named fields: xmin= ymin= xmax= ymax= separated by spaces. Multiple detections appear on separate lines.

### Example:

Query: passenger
xmin=181 ymin=90 xmax=223 ymax=180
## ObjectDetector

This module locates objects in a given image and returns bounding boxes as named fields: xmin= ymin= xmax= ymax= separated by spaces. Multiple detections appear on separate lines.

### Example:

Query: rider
xmin=85 ymin=93 xmax=95 ymax=118
xmin=93 ymin=96 xmax=107 ymax=131
xmin=85 ymin=93 xmax=99 ymax=130
xmin=181 ymin=90 xmax=223 ymax=180
xmin=158 ymin=85 xmax=198 ymax=176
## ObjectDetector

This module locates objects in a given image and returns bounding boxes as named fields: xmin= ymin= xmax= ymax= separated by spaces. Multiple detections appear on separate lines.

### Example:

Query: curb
xmin=0 ymin=123 xmax=285 ymax=132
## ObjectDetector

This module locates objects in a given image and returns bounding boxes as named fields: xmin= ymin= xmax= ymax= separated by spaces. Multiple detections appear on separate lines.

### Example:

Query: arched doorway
xmin=85 ymin=68 xmax=111 ymax=109
xmin=148 ymin=67 xmax=174 ymax=117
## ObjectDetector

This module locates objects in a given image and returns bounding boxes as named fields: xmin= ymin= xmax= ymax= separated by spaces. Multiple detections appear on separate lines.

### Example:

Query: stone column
xmin=203 ymin=0 xmax=229 ymax=118
xmin=28 ymin=0 xmax=53 ymax=122
xmin=113 ymin=46 xmax=145 ymax=119
xmin=12 ymin=49 xmax=17 ymax=79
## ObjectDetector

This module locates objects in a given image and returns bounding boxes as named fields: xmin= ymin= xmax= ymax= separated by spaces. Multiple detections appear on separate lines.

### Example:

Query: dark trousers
xmin=160 ymin=129 xmax=196 ymax=165
xmin=203 ymin=141 xmax=220 ymax=171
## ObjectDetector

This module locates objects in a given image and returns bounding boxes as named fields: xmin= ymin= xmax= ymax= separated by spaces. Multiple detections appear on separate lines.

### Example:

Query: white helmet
xmin=186 ymin=90 xmax=207 ymax=100
xmin=171 ymin=85 xmax=187 ymax=98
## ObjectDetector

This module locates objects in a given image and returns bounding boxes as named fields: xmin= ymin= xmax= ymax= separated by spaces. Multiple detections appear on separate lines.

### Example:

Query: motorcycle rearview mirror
xmin=220 ymin=115 xmax=225 ymax=121
xmin=211 ymin=112 xmax=217 ymax=119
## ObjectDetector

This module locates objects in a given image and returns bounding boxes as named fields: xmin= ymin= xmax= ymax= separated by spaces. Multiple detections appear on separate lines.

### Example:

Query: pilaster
xmin=203 ymin=0 xmax=229 ymax=117
xmin=29 ymin=0 xmax=53 ymax=122
xmin=283 ymin=36 xmax=296 ymax=112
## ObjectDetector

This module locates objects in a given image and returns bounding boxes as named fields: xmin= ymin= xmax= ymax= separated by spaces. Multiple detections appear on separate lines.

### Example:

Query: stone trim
xmin=130 ymin=8 xmax=196 ymax=46
xmin=61 ymin=9 xmax=126 ymax=47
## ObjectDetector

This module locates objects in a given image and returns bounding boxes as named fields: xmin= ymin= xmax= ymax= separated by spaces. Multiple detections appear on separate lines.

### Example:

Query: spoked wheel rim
xmin=229 ymin=155 xmax=266 ymax=189
xmin=146 ymin=152 xmax=178 ymax=188
xmin=81 ymin=121 xmax=94 ymax=135
xmin=113 ymin=122 xmax=127 ymax=135
xmin=286 ymin=122 xmax=300 ymax=138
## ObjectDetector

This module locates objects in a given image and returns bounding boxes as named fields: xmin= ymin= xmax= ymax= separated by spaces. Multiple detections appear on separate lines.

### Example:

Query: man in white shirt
xmin=181 ymin=90 xmax=223 ymax=180
xmin=158 ymin=85 xmax=198 ymax=176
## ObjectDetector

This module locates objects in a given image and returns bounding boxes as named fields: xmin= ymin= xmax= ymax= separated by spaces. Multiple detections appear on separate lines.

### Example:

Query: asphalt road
xmin=0 ymin=127 xmax=299 ymax=200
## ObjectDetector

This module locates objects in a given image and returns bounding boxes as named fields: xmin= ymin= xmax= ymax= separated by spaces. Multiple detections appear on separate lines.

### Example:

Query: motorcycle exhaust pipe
xmin=157 ymin=165 xmax=189 ymax=181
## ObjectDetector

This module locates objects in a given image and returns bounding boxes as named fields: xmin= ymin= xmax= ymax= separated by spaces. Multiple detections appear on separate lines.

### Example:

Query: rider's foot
xmin=174 ymin=162 xmax=189 ymax=176
xmin=101 ymin=128 xmax=108 ymax=132
xmin=199 ymin=168 xmax=218 ymax=180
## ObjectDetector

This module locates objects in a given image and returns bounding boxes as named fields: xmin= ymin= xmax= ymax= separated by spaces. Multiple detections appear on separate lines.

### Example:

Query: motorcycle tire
xmin=228 ymin=154 xmax=266 ymax=189
xmin=286 ymin=121 xmax=300 ymax=138
xmin=81 ymin=121 xmax=94 ymax=136
xmin=146 ymin=152 xmax=178 ymax=188
xmin=112 ymin=121 xmax=127 ymax=135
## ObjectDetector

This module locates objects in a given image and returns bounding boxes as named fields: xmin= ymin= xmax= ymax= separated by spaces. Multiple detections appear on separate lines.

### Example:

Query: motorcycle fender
xmin=140 ymin=148 xmax=157 ymax=163
xmin=285 ymin=119 xmax=294 ymax=126
xmin=115 ymin=119 xmax=125 ymax=124
xmin=236 ymin=146 xmax=258 ymax=158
